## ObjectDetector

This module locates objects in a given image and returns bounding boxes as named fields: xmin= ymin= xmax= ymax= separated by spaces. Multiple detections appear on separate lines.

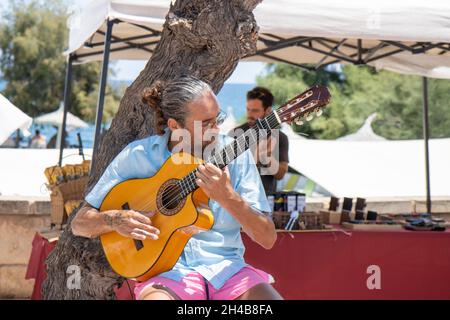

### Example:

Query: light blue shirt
xmin=85 ymin=128 xmax=271 ymax=289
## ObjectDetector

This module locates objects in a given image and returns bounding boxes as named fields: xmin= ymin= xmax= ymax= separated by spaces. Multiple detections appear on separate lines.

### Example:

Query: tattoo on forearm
xmin=113 ymin=212 xmax=125 ymax=226
xmin=104 ymin=214 xmax=113 ymax=227
xmin=104 ymin=211 xmax=125 ymax=228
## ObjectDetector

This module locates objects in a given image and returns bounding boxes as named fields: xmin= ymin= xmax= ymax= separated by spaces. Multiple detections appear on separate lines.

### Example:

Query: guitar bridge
xmin=122 ymin=202 xmax=144 ymax=251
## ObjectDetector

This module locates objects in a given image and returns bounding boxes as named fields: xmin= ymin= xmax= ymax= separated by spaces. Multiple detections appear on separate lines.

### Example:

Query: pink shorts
xmin=134 ymin=266 xmax=274 ymax=300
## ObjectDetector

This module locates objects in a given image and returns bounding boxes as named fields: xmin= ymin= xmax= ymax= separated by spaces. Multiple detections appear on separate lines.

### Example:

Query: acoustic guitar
xmin=100 ymin=85 xmax=331 ymax=281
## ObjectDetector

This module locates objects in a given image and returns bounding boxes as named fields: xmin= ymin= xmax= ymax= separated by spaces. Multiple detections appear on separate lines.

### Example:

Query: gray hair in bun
xmin=142 ymin=75 xmax=212 ymax=134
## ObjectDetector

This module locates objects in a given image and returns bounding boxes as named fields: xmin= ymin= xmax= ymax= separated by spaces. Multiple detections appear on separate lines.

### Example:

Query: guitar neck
xmin=178 ymin=110 xmax=282 ymax=197
xmin=209 ymin=110 xmax=281 ymax=169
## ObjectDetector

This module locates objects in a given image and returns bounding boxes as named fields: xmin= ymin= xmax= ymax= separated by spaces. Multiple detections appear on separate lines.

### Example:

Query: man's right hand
xmin=105 ymin=210 xmax=160 ymax=241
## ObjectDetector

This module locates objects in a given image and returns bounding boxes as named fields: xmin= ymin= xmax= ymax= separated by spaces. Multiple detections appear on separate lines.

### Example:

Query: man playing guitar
xmin=71 ymin=76 xmax=283 ymax=300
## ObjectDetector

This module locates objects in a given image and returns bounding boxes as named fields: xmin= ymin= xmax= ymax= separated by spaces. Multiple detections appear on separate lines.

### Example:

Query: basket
xmin=298 ymin=212 xmax=324 ymax=230
xmin=272 ymin=211 xmax=299 ymax=230
xmin=49 ymin=176 xmax=89 ymax=227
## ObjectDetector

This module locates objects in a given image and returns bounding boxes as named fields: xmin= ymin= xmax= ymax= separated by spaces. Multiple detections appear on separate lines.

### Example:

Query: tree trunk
xmin=42 ymin=0 xmax=261 ymax=299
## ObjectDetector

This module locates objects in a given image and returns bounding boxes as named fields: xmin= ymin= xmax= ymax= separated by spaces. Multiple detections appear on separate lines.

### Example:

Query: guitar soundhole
xmin=157 ymin=179 xmax=186 ymax=216
xmin=162 ymin=184 xmax=182 ymax=209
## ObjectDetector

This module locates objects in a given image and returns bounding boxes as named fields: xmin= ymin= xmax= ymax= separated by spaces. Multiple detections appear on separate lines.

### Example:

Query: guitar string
xmin=133 ymin=103 xmax=319 ymax=213
xmin=131 ymin=119 xmax=270 ymax=214
xmin=138 ymin=113 xmax=277 ymax=212
xmin=135 ymin=110 xmax=284 ymax=213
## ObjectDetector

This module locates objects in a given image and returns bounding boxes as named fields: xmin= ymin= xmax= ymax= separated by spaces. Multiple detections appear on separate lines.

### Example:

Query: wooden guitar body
xmin=99 ymin=85 xmax=331 ymax=281
xmin=99 ymin=152 xmax=214 ymax=282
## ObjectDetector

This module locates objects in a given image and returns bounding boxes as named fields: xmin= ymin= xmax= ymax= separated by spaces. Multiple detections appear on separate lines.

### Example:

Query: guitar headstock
xmin=276 ymin=85 xmax=331 ymax=125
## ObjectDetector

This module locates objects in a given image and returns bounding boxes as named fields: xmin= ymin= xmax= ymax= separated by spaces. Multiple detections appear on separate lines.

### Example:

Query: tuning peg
xmin=315 ymin=108 xmax=323 ymax=117
xmin=305 ymin=113 xmax=314 ymax=121
xmin=294 ymin=118 xmax=304 ymax=126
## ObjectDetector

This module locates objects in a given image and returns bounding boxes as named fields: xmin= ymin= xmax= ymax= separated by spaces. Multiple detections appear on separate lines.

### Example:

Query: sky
xmin=0 ymin=0 xmax=267 ymax=84
xmin=112 ymin=60 xmax=267 ymax=83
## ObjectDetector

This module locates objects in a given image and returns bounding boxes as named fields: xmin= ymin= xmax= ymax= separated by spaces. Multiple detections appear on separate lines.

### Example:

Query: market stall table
xmin=25 ymin=233 xmax=58 ymax=300
xmin=26 ymin=228 xmax=450 ymax=299
xmin=243 ymin=228 xmax=450 ymax=299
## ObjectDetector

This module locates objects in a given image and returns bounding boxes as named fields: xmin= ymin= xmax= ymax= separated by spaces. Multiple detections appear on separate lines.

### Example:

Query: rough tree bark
xmin=42 ymin=0 xmax=262 ymax=299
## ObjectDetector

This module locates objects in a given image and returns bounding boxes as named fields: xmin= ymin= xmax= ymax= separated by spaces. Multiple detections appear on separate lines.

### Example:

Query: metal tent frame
xmin=60 ymin=18 xmax=450 ymax=212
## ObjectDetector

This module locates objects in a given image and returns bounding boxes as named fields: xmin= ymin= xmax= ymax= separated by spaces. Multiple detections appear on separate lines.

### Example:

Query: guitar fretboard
xmin=177 ymin=110 xmax=281 ymax=198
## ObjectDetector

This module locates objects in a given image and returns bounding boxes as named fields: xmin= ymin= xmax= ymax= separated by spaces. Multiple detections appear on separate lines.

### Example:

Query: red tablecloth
xmin=27 ymin=228 xmax=450 ymax=300
xmin=25 ymin=233 xmax=57 ymax=300
xmin=25 ymin=233 xmax=132 ymax=300
xmin=243 ymin=229 xmax=450 ymax=299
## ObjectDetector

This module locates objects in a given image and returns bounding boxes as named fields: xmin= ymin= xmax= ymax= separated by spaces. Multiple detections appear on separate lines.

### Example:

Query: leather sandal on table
xmin=404 ymin=218 xmax=446 ymax=231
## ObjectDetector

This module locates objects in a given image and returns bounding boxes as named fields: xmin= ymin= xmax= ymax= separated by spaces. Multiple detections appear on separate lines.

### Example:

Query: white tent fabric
xmin=370 ymin=52 xmax=450 ymax=79
xmin=66 ymin=0 xmax=450 ymax=78
xmin=281 ymin=123 xmax=307 ymax=140
xmin=287 ymin=136 xmax=450 ymax=197
xmin=337 ymin=113 xmax=386 ymax=141
xmin=1 ymin=137 xmax=448 ymax=198
xmin=34 ymin=102 xmax=89 ymax=149
xmin=34 ymin=102 xmax=89 ymax=129
xmin=0 ymin=148 xmax=90 ymax=196
xmin=0 ymin=94 xmax=32 ymax=145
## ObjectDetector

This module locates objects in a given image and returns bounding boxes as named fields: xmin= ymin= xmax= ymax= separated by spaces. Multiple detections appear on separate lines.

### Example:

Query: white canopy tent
xmin=58 ymin=0 xmax=450 ymax=208
xmin=0 ymin=94 xmax=32 ymax=146
xmin=34 ymin=102 xmax=89 ymax=150
xmin=287 ymin=136 xmax=450 ymax=198
xmin=34 ymin=102 xmax=89 ymax=129
xmin=0 ymin=148 xmax=90 ymax=196
xmin=337 ymin=113 xmax=386 ymax=141
xmin=66 ymin=0 xmax=450 ymax=78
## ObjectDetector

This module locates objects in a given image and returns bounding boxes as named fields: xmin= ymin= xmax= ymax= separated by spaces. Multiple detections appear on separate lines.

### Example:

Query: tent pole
xmin=15 ymin=128 xmax=20 ymax=148
xmin=422 ymin=76 xmax=431 ymax=213
xmin=58 ymin=54 xmax=74 ymax=166
xmin=91 ymin=19 xmax=114 ymax=173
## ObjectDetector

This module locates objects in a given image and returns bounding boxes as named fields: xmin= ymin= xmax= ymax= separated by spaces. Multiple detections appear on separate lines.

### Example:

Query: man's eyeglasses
xmin=201 ymin=109 xmax=227 ymax=129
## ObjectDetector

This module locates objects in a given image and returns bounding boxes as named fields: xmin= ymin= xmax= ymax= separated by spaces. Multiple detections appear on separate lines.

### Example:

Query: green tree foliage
xmin=0 ymin=0 xmax=121 ymax=122
xmin=257 ymin=63 xmax=450 ymax=140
